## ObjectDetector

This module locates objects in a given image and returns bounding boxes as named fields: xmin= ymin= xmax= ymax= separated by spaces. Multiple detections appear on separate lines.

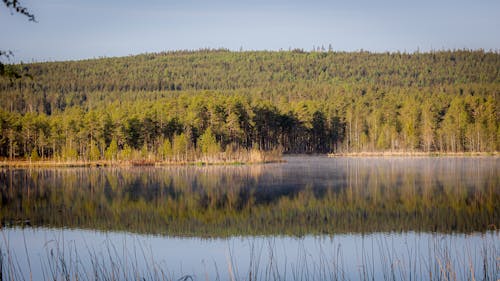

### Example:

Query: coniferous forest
xmin=0 ymin=49 xmax=498 ymax=162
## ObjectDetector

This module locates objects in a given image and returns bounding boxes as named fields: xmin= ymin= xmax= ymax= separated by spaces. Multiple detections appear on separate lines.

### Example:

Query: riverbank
xmin=0 ymin=159 xmax=284 ymax=168
xmin=328 ymin=151 xmax=498 ymax=157
xmin=0 ymin=150 xmax=283 ymax=167
xmin=3 ymin=151 xmax=498 ymax=167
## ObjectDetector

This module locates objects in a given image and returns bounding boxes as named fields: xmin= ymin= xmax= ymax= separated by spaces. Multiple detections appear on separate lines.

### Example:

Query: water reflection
xmin=1 ymin=228 xmax=498 ymax=281
xmin=0 ymin=156 xmax=498 ymax=235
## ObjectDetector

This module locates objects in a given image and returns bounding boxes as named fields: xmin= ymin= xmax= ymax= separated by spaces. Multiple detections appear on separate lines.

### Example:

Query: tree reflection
xmin=0 ymin=158 xmax=498 ymax=236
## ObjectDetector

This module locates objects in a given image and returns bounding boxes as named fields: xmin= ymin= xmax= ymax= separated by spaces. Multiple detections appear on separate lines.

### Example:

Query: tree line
xmin=0 ymin=50 xmax=498 ymax=160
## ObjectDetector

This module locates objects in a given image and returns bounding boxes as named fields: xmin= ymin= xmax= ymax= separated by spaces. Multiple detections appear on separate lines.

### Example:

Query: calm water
xmin=0 ymin=156 xmax=499 ymax=280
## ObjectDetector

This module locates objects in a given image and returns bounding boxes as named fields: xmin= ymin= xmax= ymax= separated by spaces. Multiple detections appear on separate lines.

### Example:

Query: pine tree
xmin=105 ymin=138 xmax=118 ymax=161
xmin=198 ymin=128 xmax=221 ymax=156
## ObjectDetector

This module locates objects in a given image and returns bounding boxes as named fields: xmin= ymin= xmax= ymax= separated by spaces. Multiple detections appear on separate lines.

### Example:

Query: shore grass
xmin=0 ymin=149 xmax=284 ymax=168
xmin=2 ymin=150 xmax=496 ymax=167
xmin=0 ymin=159 xmax=284 ymax=168
xmin=0 ymin=229 xmax=497 ymax=281
xmin=328 ymin=151 xmax=499 ymax=157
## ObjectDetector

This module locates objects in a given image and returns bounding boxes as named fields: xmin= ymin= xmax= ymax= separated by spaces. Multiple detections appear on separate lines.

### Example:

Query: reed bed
xmin=0 ymin=230 xmax=497 ymax=281
xmin=0 ymin=148 xmax=283 ymax=168
xmin=328 ymin=151 xmax=499 ymax=157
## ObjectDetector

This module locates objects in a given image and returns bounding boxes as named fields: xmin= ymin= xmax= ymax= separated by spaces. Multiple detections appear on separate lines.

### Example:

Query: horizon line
xmin=5 ymin=47 xmax=500 ymax=65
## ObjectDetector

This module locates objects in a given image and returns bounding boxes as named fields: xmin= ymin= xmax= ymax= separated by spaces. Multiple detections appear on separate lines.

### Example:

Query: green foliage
xmin=2 ymin=49 xmax=498 ymax=96
xmin=29 ymin=147 xmax=39 ymax=161
xmin=61 ymin=145 xmax=78 ymax=161
xmin=198 ymin=128 xmax=221 ymax=155
xmin=140 ymin=142 xmax=149 ymax=159
xmin=173 ymin=133 xmax=188 ymax=160
xmin=119 ymin=144 xmax=132 ymax=160
xmin=89 ymin=141 xmax=100 ymax=161
xmin=160 ymin=138 xmax=172 ymax=160
xmin=0 ymin=50 xmax=498 ymax=160
xmin=104 ymin=138 xmax=118 ymax=161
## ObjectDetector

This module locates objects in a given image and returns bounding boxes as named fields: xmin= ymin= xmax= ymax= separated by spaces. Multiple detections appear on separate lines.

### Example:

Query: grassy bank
xmin=328 ymin=151 xmax=499 ymax=157
xmin=0 ymin=149 xmax=283 ymax=167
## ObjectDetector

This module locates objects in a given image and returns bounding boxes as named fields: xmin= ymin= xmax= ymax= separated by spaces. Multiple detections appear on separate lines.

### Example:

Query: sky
xmin=1 ymin=0 xmax=499 ymax=62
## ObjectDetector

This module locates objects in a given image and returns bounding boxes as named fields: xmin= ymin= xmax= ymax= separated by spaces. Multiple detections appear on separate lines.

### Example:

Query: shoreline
xmin=1 ymin=152 xmax=498 ymax=167
xmin=327 ymin=151 xmax=498 ymax=157
xmin=0 ymin=159 xmax=286 ymax=168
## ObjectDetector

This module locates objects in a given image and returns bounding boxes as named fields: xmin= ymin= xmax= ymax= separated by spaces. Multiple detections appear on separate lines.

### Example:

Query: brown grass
xmin=328 ymin=151 xmax=498 ymax=157
xmin=0 ymin=149 xmax=284 ymax=168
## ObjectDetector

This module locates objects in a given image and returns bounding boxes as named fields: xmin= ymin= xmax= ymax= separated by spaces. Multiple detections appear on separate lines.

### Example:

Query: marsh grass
xmin=328 ymin=151 xmax=499 ymax=157
xmin=0 ymin=230 xmax=497 ymax=281
xmin=0 ymin=148 xmax=284 ymax=168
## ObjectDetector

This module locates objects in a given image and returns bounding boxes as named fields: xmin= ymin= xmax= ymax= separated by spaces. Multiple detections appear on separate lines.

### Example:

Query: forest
xmin=0 ymin=49 xmax=498 ymax=161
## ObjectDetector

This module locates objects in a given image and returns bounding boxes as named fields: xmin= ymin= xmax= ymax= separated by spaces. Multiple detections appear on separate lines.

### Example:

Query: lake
xmin=0 ymin=156 xmax=498 ymax=280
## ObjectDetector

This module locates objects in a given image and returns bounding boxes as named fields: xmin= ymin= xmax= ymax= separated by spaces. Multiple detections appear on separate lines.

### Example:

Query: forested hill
xmin=2 ymin=49 xmax=499 ymax=94
xmin=0 ymin=50 xmax=498 ymax=160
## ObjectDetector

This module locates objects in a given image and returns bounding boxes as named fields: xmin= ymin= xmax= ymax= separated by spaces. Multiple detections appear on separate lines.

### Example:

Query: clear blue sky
xmin=1 ymin=0 xmax=499 ymax=62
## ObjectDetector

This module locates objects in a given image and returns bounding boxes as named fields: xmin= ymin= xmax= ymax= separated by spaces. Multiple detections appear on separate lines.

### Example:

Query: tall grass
xmin=0 ymin=148 xmax=284 ymax=168
xmin=0 ymin=230 xmax=497 ymax=281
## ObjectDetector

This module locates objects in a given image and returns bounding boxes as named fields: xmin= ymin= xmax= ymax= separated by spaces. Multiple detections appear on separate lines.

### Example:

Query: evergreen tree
xmin=198 ymin=128 xmax=221 ymax=156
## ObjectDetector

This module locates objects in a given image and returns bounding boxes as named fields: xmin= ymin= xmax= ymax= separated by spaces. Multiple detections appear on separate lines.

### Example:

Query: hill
xmin=0 ymin=49 xmax=498 ymax=160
